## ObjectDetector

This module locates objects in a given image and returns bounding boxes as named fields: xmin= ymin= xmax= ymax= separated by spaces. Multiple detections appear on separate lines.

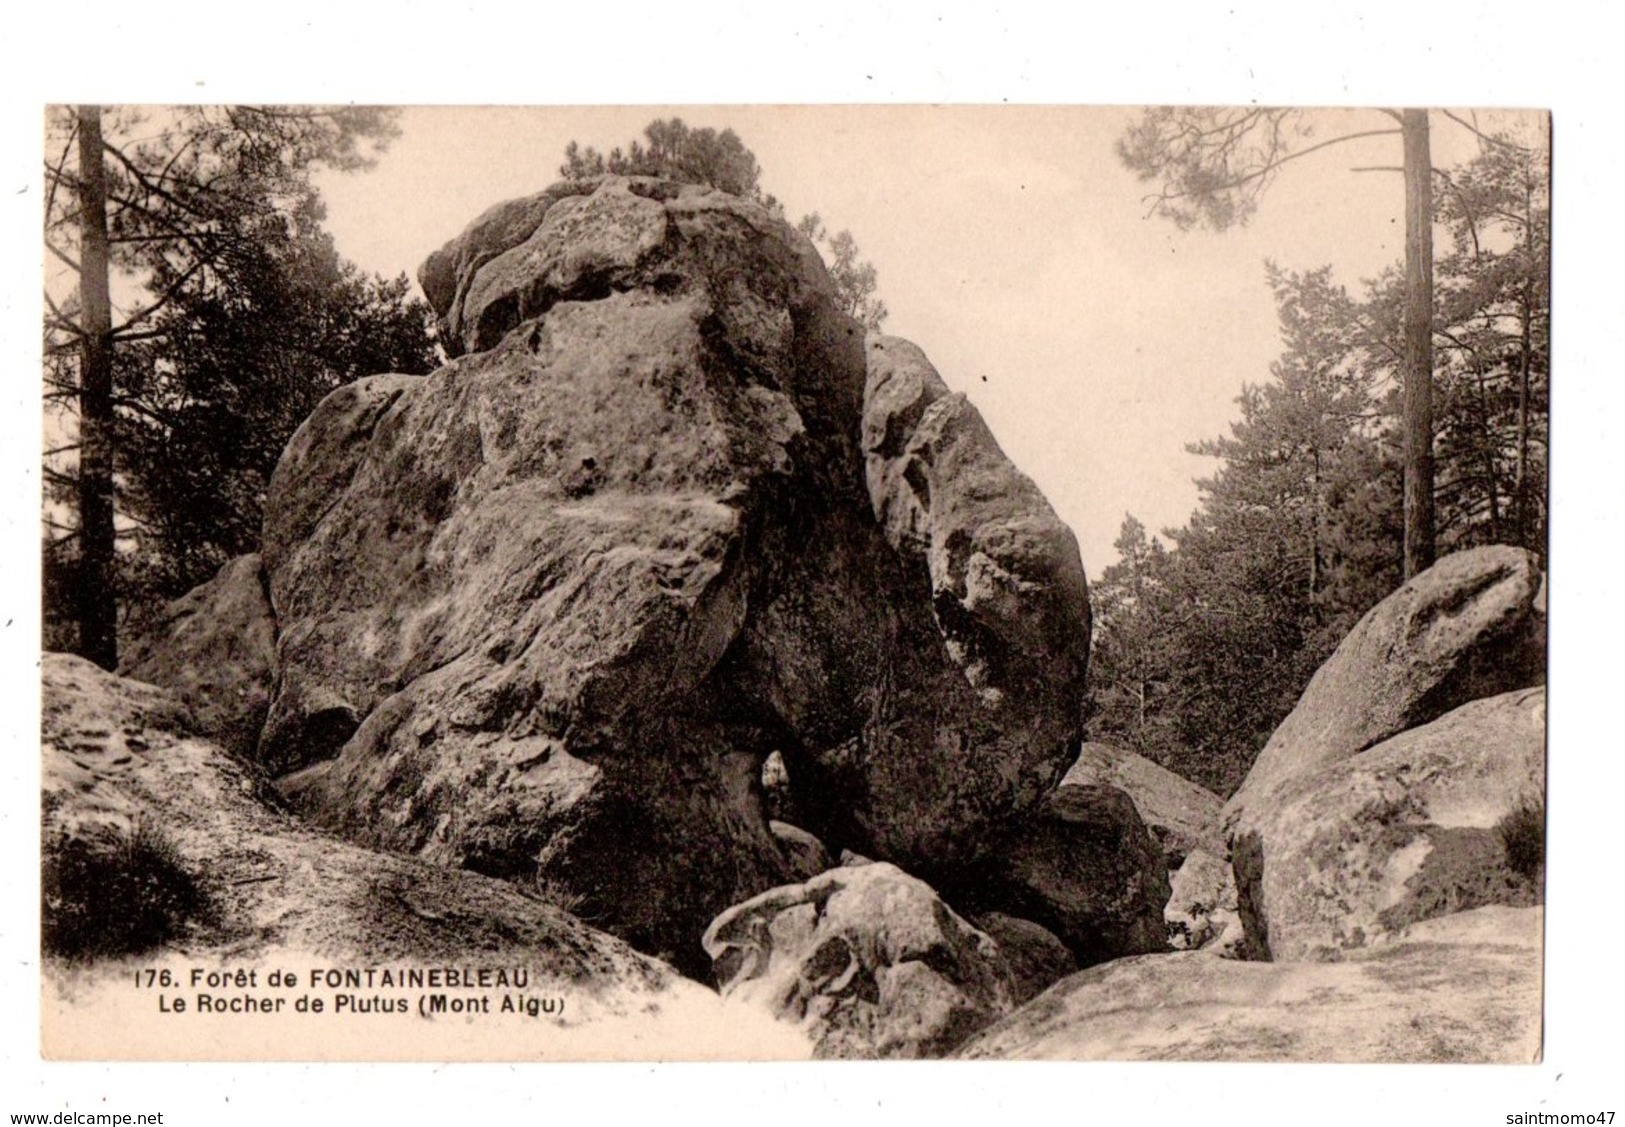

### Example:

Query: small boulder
xmin=1234 ymin=686 xmax=1545 ymax=962
xmin=962 ymin=783 xmax=1171 ymax=967
xmin=1063 ymin=742 xmax=1224 ymax=866
xmin=770 ymin=820 xmax=833 ymax=882
xmin=969 ymin=912 xmax=1078 ymax=1004
xmin=702 ymin=862 xmax=1017 ymax=1058
xmin=1163 ymin=848 xmax=1242 ymax=954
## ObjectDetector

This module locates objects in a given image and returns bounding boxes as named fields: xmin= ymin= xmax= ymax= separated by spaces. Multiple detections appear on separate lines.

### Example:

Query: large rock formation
xmin=1063 ymin=742 xmax=1224 ymax=866
xmin=1234 ymin=687 xmax=1545 ymax=961
xmin=955 ymin=905 xmax=1543 ymax=1062
xmin=42 ymin=653 xmax=812 ymax=1060
xmin=1223 ymin=546 xmax=1545 ymax=838
xmin=42 ymin=653 xmax=685 ymax=991
xmin=701 ymin=862 xmax=1018 ymax=1058
xmin=257 ymin=176 xmax=1092 ymax=971
xmin=1222 ymin=547 xmax=1547 ymax=962
xmin=118 ymin=553 xmax=276 ymax=760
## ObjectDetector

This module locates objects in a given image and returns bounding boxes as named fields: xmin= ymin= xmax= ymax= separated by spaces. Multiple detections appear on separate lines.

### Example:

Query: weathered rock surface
xmin=770 ymin=820 xmax=833 ymax=882
xmin=260 ymin=176 xmax=1091 ymax=971
xmin=959 ymin=783 xmax=1170 ymax=967
xmin=956 ymin=905 xmax=1542 ymax=1062
xmin=418 ymin=181 xmax=596 ymax=350
xmin=1064 ymin=742 xmax=1224 ymax=866
xmin=1223 ymin=546 xmax=1545 ymax=839
xmin=968 ymin=912 xmax=1077 ymax=1003
xmin=701 ymin=862 xmax=1016 ymax=1058
xmin=118 ymin=554 xmax=276 ymax=760
xmin=41 ymin=653 xmax=691 ymax=996
xmin=1164 ymin=848 xmax=1242 ymax=954
xmin=1234 ymin=687 xmax=1545 ymax=962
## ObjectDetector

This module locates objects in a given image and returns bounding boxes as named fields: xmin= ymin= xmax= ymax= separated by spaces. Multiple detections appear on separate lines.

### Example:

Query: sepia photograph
xmin=38 ymin=102 xmax=1550 ymax=1063
xmin=7 ymin=6 xmax=1617 ymax=1122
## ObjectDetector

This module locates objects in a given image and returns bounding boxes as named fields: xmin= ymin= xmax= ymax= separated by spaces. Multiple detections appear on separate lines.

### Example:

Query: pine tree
xmin=43 ymin=105 xmax=433 ymax=654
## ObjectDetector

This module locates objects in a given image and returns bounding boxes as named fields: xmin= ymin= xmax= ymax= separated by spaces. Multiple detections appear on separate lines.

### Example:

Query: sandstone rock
xmin=701 ymin=862 xmax=1016 ymax=1058
xmin=1163 ymin=848 xmax=1241 ymax=953
xmin=770 ymin=820 xmax=833 ymax=882
xmin=417 ymin=181 xmax=596 ymax=350
xmin=1233 ymin=687 xmax=1545 ymax=962
xmin=41 ymin=653 xmax=687 ymax=990
xmin=117 ymin=554 xmax=276 ymax=760
xmin=1063 ymin=741 xmax=1224 ymax=866
xmin=968 ymin=912 xmax=1077 ymax=1004
xmin=43 ymin=653 xmax=817 ymax=1060
xmin=261 ymin=176 xmax=1091 ymax=971
xmin=956 ymin=905 xmax=1542 ymax=1062
xmin=1224 ymin=546 xmax=1545 ymax=839
xmin=960 ymin=783 xmax=1170 ymax=967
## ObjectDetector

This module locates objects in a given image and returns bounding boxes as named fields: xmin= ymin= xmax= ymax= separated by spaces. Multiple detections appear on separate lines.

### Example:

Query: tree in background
xmin=43 ymin=105 xmax=435 ymax=663
xmin=1096 ymin=114 xmax=1549 ymax=795
xmin=1085 ymin=516 xmax=1181 ymax=766
xmin=795 ymin=214 xmax=890 ymax=329
xmin=560 ymin=117 xmax=889 ymax=329
xmin=1117 ymin=107 xmax=1436 ymax=578
xmin=561 ymin=119 xmax=762 ymax=199
xmin=1089 ymin=266 xmax=1403 ymax=795
xmin=1430 ymin=137 xmax=1550 ymax=554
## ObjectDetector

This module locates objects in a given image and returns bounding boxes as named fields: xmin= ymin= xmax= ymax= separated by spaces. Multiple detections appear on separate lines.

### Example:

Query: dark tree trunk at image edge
xmin=74 ymin=105 xmax=118 ymax=669
xmin=1401 ymin=108 xmax=1436 ymax=580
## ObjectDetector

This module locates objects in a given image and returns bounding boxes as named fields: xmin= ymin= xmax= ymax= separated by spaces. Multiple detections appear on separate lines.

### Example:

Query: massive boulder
xmin=1223 ymin=546 xmax=1545 ymax=839
xmin=118 ymin=553 xmax=276 ymax=760
xmin=258 ymin=176 xmax=1091 ymax=971
xmin=1063 ymin=742 xmax=1224 ymax=866
xmin=955 ymin=905 xmax=1543 ymax=1062
xmin=1234 ymin=687 xmax=1545 ymax=962
xmin=701 ymin=862 xmax=1018 ymax=1058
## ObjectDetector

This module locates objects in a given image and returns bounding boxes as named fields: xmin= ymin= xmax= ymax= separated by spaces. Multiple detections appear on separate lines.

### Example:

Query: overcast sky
xmin=313 ymin=106 xmax=1540 ymax=577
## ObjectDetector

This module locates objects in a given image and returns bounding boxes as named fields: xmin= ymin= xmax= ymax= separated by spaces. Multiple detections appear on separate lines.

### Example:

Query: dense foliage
xmin=1088 ymin=136 xmax=1548 ymax=796
xmin=44 ymin=106 xmax=436 ymax=653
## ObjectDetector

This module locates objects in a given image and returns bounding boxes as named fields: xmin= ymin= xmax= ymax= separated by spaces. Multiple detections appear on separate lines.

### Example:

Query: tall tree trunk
xmin=1514 ymin=168 xmax=1535 ymax=549
xmin=74 ymin=105 xmax=118 ymax=670
xmin=1401 ymin=109 xmax=1436 ymax=579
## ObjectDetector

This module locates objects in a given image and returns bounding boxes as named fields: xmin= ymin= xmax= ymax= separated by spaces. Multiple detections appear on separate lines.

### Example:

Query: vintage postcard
xmin=37 ymin=104 xmax=1549 ymax=1066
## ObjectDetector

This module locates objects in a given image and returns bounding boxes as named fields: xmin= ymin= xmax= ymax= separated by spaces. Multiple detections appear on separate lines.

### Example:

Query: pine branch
xmin=1141 ymin=127 xmax=1404 ymax=212
xmin=42 ymin=120 xmax=81 ymax=231
xmin=1440 ymin=109 xmax=1535 ymax=153
xmin=45 ymin=237 xmax=81 ymax=274
xmin=112 ymin=257 xmax=211 ymax=334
